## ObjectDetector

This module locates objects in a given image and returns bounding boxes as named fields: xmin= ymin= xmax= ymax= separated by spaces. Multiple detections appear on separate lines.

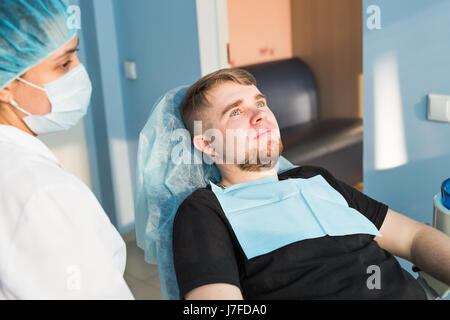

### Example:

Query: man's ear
xmin=193 ymin=134 xmax=216 ymax=157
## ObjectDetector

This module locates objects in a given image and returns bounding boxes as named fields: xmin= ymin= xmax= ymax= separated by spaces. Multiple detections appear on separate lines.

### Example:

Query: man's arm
xmin=375 ymin=209 xmax=450 ymax=285
xmin=173 ymin=192 xmax=243 ymax=300
xmin=185 ymin=283 xmax=244 ymax=300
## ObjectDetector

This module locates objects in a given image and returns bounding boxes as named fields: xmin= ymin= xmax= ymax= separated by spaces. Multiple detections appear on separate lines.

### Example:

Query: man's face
xmin=201 ymin=81 xmax=283 ymax=170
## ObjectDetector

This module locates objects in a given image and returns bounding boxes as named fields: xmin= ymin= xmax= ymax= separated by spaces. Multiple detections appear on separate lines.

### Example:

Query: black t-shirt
xmin=173 ymin=166 xmax=426 ymax=300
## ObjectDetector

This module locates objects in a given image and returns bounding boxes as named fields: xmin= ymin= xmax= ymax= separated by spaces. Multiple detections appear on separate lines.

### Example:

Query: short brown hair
xmin=181 ymin=68 xmax=257 ymax=136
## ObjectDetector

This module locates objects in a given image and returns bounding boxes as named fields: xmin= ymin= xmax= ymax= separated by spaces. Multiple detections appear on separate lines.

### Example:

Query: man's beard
xmin=238 ymin=137 xmax=284 ymax=172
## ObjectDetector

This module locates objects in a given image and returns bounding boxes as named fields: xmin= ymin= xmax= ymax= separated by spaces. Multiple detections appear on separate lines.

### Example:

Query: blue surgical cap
xmin=0 ymin=0 xmax=77 ymax=90
xmin=135 ymin=86 xmax=296 ymax=299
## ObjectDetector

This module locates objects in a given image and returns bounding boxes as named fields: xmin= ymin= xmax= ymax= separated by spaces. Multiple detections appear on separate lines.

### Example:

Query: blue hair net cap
xmin=135 ymin=86 xmax=296 ymax=300
xmin=0 ymin=0 xmax=77 ymax=90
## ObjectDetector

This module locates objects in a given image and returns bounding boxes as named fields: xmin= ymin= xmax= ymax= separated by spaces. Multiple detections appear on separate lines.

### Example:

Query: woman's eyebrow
xmin=53 ymin=38 xmax=80 ymax=61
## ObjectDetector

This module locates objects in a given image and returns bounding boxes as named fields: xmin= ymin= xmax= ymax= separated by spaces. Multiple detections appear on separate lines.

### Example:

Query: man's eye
xmin=256 ymin=101 xmax=265 ymax=108
xmin=231 ymin=109 xmax=241 ymax=117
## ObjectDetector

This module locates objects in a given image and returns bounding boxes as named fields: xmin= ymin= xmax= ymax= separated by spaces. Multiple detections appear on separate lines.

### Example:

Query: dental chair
xmin=135 ymin=86 xmax=297 ymax=300
xmin=241 ymin=58 xmax=363 ymax=186
xmin=415 ymin=189 xmax=450 ymax=300
xmin=135 ymin=84 xmax=447 ymax=301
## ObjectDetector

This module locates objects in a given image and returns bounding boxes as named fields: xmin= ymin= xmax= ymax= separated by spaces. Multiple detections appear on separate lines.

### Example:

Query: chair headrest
xmin=242 ymin=58 xmax=318 ymax=129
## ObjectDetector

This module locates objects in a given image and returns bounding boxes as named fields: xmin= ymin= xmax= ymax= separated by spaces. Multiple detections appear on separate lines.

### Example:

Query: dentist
xmin=0 ymin=0 xmax=133 ymax=299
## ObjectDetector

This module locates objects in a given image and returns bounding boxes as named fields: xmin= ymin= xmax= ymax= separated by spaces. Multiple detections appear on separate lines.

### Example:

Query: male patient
xmin=172 ymin=68 xmax=450 ymax=300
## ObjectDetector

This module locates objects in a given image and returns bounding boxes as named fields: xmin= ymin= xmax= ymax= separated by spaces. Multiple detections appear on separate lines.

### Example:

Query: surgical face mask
xmin=10 ymin=64 xmax=92 ymax=135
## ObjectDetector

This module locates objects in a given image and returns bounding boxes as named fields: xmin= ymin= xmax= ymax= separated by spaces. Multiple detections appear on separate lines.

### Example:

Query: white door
xmin=195 ymin=0 xmax=231 ymax=76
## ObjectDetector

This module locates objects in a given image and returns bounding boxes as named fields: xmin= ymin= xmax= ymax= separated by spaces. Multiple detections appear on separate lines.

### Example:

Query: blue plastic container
xmin=442 ymin=178 xmax=450 ymax=209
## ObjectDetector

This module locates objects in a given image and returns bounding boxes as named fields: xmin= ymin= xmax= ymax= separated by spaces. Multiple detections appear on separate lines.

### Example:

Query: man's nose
xmin=250 ymin=109 xmax=267 ymax=126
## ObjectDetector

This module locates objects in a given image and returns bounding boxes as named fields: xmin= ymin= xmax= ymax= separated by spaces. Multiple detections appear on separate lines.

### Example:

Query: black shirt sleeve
xmin=334 ymin=178 xmax=389 ymax=230
xmin=172 ymin=189 xmax=241 ymax=299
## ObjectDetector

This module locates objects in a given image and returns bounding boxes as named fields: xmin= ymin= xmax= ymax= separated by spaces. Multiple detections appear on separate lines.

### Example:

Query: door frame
xmin=195 ymin=0 xmax=230 ymax=76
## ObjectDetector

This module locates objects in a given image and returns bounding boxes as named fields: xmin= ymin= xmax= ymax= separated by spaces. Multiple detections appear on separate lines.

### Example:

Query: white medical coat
xmin=0 ymin=125 xmax=134 ymax=299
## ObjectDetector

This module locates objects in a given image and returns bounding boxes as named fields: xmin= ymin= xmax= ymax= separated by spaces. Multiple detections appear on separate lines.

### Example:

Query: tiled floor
xmin=122 ymin=231 xmax=163 ymax=300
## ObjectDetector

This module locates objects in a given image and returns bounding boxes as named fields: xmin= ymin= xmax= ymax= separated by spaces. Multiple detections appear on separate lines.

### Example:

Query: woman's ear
xmin=0 ymin=86 xmax=13 ymax=105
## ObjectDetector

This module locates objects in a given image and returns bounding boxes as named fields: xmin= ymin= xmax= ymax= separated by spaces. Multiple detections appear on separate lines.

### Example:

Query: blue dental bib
xmin=210 ymin=175 xmax=381 ymax=259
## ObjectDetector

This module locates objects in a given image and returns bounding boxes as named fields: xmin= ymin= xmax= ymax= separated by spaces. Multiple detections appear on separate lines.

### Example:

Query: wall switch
xmin=124 ymin=61 xmax=137 ymax=80
xmin=428 ymin=94 xmax=450 ymax=123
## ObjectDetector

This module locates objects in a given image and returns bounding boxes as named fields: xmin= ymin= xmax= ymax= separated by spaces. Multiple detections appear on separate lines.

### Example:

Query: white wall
xmin=38 ymin=120 xmax=92 ymax=188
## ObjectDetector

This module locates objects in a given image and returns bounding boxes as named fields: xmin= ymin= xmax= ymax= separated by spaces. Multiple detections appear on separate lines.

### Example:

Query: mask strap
xmin=16 ymin=77 xmax=46 ymax=92
xmin=10 ymin=99 xmax=32 ymax=116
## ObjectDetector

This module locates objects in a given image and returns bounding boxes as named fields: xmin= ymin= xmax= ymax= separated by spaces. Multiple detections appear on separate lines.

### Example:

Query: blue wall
xmin=77 ymin=0 xmax=202 ymax=233
xmin=363 ymin=0 xmax=450 ymax=277
xmin=113 ymin=0 xmax=202 ymax=177
xmin=77 ymin=0 xmax=119 ymax=226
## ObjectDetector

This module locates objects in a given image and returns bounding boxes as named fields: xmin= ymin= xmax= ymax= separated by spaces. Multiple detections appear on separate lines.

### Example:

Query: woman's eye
xmin=61 ymin=60 xmax=72 ymax=70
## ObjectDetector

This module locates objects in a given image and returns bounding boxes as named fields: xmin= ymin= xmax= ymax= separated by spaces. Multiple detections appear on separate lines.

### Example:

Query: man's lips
xmin=253 ymin=129 xmax=272 ymax=139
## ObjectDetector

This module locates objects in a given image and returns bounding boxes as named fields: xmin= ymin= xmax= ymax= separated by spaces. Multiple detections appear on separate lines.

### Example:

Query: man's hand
xmin=375 ymin=209 xmax=450 ymax=285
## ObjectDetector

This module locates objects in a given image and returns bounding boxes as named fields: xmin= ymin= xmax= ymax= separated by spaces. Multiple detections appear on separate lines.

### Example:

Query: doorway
xmin=196 ymin=0 xmax=363 ymax=190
